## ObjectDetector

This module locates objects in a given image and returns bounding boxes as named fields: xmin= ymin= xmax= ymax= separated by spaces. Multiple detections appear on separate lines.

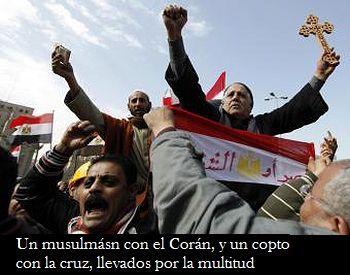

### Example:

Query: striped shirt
xmin=257 ymin=171 xmax=317 ymax=221
xmin=35 ymin=147 xmax=70 ymax=177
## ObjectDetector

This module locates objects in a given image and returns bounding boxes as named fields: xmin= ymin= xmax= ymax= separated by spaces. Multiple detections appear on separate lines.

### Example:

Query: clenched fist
xmin=163 ymin=5 xmax=188 ymax=40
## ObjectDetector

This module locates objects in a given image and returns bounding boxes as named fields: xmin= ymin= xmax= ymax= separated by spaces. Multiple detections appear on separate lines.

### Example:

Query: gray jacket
xmin=151 ymin=131 xmax=333 ymax=234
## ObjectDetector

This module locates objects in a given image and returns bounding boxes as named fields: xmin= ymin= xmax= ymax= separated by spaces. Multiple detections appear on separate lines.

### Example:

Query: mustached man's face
xmin=128 ymin=91 xmax=151 ymax=117
xmin=222 ymin=83 xmax=252 ymax=119
xmin=78 ymin=161 xmax=134 ymax=233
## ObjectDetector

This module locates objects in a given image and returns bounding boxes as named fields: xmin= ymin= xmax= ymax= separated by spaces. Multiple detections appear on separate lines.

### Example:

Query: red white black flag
xmin=167 ymin=106 xmax=314 ymax=210
xmin=9 ymin=113 xmax=53 ymax=146
xmin=171 ymin=106 xmax=314 ymax=186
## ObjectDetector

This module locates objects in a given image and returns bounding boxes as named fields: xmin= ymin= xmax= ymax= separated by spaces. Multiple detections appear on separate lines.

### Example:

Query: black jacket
xmin=165 ymin=57 xmax=328 ymax=211
xmin=15 ymin=167 xmax=79 ymax=234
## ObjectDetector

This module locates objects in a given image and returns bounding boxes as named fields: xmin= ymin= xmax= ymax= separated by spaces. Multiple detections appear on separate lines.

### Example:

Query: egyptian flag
xmin=9 ymin=113 xmax=53 ymax=146
xmin=170 ymin=106 xmax=314 ymax=211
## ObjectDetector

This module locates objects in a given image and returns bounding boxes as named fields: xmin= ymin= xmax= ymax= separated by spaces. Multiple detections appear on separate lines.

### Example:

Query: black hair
xmin=223 ymin=82 xmax=254 ymax=109
xmin=88 ymin=154 xmax=137 ymax=186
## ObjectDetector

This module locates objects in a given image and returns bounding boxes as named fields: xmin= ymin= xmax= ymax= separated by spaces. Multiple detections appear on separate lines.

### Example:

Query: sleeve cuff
xmin=155 ymin=127 xmax=176 ymax=138
xmin=303 ymin=170 xmax=318 ymax=186
xmin=35 ymin=148 xmax=70 ymax=176
xmin=309 ymin=76 xmax=325 ymax=92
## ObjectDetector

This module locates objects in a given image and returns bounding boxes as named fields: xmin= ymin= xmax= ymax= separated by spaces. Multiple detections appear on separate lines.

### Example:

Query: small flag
xmin=9 ymin=113 xmax=53 ymax=145
xmin=162 ymin=88 xmax=179 ymax=106
xmin=206 ymin=71 xmax=226 ymax=100
xmin=163 ymin=72 xmax=226 ymax=106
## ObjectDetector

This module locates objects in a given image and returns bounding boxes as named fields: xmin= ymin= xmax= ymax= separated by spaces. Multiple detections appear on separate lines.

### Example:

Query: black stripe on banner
xmin=220 ymin=180 xmax=278 ymax=212
xmin=10 ymin=134 xmax=52 ymax=146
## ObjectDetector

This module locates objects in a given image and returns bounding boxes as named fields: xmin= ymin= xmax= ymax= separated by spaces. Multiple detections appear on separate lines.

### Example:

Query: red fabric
xmin=102 ymin=114 xmax=134 ymax=156
xmin=206 ymin=71 xmax=226 ymax=100
xmin=170 ymin=106 xmax=315 ymax=165
xmin=9 ymin=113 xmax=53 ymax=128
xmin=163 ymin=97 xmax=172 ymax=106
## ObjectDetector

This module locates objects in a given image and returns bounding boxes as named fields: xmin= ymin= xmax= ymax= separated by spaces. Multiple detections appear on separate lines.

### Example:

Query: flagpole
xmin=1 ymin=110 xmax=14 ymax=134
xmin=0 ymin=111 xmax=15 ymax=149
xmin=33 ymin=143 xmax=44 ymax=165
xmin=33 ymin=145 xmax=40 ymax=164
xmin=50 ymin=110 xmax=54 ymax=150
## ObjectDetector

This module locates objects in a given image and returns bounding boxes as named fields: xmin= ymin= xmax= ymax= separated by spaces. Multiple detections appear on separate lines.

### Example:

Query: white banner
xmin=189 ymin=132 xmax=306 ymax=186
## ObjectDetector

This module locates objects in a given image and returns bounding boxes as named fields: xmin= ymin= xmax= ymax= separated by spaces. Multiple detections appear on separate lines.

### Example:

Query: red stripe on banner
xmin=206 ymin=71 xmax=226 ymax=100
xmin=170 ymin=106 xmax=314 ymax=165
xmin=9 ymin=113 xmax=53 ymax=128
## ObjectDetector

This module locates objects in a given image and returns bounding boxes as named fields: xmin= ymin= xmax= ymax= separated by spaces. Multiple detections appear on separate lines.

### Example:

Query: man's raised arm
xmin=163 ymin=5 xmax=220 ymax=121
xmin=51 ymin=49 xmax=106 ymax=137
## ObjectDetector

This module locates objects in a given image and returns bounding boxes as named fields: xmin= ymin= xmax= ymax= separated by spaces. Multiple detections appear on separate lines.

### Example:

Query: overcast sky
xmin=0 ymin=0 xmax=349 ymax=159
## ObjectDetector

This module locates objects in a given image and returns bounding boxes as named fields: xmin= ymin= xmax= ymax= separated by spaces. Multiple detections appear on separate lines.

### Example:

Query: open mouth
xmin=84 ymin=195 xmax=108 ymax=217
xmin=232 ymin=103 xmax=241 ymax=109
xmin=133 ymin=109 xmax=145 ymax=115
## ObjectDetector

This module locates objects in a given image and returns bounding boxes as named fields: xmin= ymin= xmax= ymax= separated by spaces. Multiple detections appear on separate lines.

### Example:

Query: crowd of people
xmin=1 ymin=4 xmax=348 ymax=235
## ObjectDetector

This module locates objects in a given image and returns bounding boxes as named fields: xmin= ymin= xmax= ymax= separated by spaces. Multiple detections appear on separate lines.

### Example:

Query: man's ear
xmin=127 ymin=102 xmax=131 ymax=112
xmin=334 ymin=216 xmax=350 ymax=235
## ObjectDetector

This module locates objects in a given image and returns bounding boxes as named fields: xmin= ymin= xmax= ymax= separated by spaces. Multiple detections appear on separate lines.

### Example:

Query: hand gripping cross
xmin=299 ymin=15 xmax=338 ymax=65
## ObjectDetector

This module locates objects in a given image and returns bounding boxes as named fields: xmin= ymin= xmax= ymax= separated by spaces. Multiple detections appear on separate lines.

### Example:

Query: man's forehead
xmin=87 ymin=161 xmax=123 ymax=176
xmin=225 ymin=83 xmax=249 ymax=94
xmin=314 ymin=164 xmax=343 ymax=191
xmin=129 ymin=91 xmax=149 ymax=100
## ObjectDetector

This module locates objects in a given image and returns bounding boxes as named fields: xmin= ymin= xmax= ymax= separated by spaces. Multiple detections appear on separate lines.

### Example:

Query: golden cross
xmin=299 ymin=15 xmax=337 ymax=65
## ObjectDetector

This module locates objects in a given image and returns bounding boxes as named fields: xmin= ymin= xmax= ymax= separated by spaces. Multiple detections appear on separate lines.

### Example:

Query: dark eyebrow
xmin=99 ymin=175 xmax=119 ymax=181
xmin=83 ymin=175 xmax=120 ymax=187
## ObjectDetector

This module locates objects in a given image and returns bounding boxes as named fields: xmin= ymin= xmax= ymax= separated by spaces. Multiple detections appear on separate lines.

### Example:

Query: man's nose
xmin=89 ymin=179 xmax=102 ymax=193
xmin=232 ymin=93 xmax=240 ymax=100
xmin=134 ymin=99 xmax=142 ymax=107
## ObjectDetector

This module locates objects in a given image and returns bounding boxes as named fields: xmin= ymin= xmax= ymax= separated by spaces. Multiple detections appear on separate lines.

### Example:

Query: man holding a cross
xmin=162 ymin=4 xmax=340 ymax=210
xmin=163 ymin=5 xmax=340 ymax=136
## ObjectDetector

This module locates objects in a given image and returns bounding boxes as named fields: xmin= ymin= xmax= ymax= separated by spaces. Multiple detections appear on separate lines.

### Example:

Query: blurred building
xmin=0 ymin=100 xmax=37 ymax=177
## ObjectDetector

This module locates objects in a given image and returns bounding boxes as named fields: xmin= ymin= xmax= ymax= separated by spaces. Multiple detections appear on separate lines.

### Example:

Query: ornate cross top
xmin=299 ymin=15 xmax=338 ymax=65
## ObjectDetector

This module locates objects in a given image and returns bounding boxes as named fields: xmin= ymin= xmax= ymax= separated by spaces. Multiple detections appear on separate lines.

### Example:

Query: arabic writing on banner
xmin=189 ymin=132 xmax=306 ymax=186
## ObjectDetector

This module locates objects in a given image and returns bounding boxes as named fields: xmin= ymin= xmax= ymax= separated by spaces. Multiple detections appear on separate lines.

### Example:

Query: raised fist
xmin=162 ymin=5 xmax=187 ymax=40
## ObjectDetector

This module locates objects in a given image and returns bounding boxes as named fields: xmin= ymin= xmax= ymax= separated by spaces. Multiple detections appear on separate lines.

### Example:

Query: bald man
xmin=51 ymin=51 xmax=152 ymax=207
xmin=300 ymin=160 xmax=350 ymax=234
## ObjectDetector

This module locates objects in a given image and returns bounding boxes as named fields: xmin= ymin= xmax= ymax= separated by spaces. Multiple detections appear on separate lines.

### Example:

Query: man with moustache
xmin=14 ymin=121 xmax=154 ymax=234
xmin=52 ymin=51 xmax=152 ymax=203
